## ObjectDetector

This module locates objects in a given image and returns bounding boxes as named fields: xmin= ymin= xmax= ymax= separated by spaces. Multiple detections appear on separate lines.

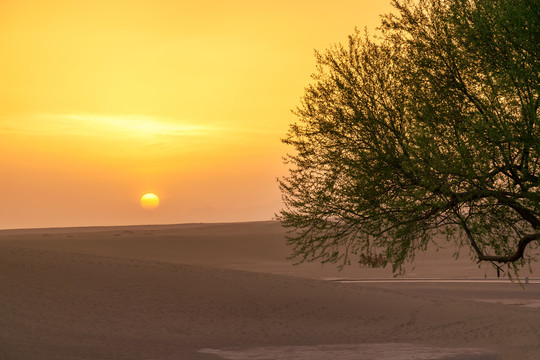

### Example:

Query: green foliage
xmin=278 ymin=0 xmax=540 ymax=275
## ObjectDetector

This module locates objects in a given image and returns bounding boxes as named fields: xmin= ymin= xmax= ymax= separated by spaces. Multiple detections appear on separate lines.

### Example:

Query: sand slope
xmin=1 ymin=222 xmax=539 ymax=359
xmin=1 ymin=221 xmax=537 ymax=279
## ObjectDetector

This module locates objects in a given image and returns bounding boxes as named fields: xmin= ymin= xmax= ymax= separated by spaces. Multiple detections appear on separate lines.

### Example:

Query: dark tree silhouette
xmin=278 ymin=0 xmax=540 ymax=275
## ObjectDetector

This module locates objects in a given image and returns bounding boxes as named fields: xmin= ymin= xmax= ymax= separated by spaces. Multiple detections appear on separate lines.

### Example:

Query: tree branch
xmin=477 ymin=232 xmax=540 ymax=263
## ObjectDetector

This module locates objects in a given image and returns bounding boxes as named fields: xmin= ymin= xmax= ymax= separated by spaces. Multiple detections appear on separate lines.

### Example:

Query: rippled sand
xmin=201 ymin=343 xmax=497 ymax=360
xmin=1 ymin=221 xmax=539 ymax=359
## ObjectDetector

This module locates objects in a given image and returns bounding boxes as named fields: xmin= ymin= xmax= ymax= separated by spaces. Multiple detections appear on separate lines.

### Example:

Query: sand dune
xmin=1 ymin=221 xmax=539 ymax=359
xmin=2 ymin=221 xmax=537 ymax=279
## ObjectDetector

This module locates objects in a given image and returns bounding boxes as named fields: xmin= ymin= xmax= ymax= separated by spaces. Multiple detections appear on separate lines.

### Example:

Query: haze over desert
xmin=2 ymin=0 xmax=539 ymax=359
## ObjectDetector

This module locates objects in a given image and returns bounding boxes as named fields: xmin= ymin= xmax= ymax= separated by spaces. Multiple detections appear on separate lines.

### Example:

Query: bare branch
xmin=477 ymin=233 xmax=540 ymax=263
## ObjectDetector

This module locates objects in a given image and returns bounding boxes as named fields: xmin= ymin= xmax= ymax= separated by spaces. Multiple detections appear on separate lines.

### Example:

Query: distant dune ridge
xmin=1 ymin=221 xmax=539 ymax=359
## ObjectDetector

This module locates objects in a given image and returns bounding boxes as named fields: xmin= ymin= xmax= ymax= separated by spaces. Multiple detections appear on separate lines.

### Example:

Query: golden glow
xmin=0 ymin=0 xmax=392 ymax=228
xmin=3 ymin=114 xmax=210 ymax=138
xmin=140 ymin=193 xmax=160 ymax=210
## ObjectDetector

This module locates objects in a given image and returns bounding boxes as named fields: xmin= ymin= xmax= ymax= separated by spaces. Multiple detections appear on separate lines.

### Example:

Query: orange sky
xmin=1 ymin=0 xmax=393 ymax=229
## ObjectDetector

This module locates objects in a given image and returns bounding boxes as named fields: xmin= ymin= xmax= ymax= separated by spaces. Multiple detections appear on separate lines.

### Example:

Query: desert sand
xmin=1 ymin=221 xmax=539 ymax=359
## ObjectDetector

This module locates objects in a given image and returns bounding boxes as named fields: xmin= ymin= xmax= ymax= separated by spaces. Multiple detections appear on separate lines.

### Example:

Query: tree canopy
xmin=278 ymin=0 xmax=540 ymax=275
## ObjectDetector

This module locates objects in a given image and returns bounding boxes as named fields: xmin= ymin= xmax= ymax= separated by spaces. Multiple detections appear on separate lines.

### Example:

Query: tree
xmin=278 ymin=0 xmax=540 ymax=275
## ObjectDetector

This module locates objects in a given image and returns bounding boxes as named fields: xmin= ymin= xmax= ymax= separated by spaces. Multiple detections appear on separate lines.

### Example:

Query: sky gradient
xmin=1 ymin=0 xmax=392 ymax=229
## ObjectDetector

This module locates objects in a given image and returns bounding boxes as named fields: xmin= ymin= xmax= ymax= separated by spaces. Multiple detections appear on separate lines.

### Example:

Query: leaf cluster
xmin=278 ymin=0 xmax=540 ymax=275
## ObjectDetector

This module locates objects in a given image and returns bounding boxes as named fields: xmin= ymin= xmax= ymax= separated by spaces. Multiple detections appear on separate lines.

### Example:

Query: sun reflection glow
xmin=67 ymin=114 xmax=206 ymax=136
xmin=29 ymin=114 xmax=209 ymax=138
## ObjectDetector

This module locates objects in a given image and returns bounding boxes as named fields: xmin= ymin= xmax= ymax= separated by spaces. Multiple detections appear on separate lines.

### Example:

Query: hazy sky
xmin=1 ymin=0 xmax=393 ymax=229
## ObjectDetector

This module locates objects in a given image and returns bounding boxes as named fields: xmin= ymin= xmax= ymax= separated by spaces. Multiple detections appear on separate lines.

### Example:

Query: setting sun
xmin=140 ymin=193 xmax=160 ymax=210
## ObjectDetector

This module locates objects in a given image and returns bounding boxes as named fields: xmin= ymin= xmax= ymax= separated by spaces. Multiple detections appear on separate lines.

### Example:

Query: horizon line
xmin=0 ymin=219 xmax=279 ymax=233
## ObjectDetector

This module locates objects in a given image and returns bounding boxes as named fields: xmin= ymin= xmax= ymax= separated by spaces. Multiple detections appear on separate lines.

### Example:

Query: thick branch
xmin=496 ymin=198 xmax=540 ymax=229
xmin=477 ymin=232 xmax=540 ymax=263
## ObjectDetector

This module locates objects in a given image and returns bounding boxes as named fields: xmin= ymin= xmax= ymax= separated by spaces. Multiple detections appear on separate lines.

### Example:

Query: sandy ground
xmin=1 ymin=221 xmax=539 ymax=359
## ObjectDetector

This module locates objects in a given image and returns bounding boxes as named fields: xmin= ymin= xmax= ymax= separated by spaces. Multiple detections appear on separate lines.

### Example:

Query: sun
xmin=140 ymin=193 xmax=160 ymax=210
